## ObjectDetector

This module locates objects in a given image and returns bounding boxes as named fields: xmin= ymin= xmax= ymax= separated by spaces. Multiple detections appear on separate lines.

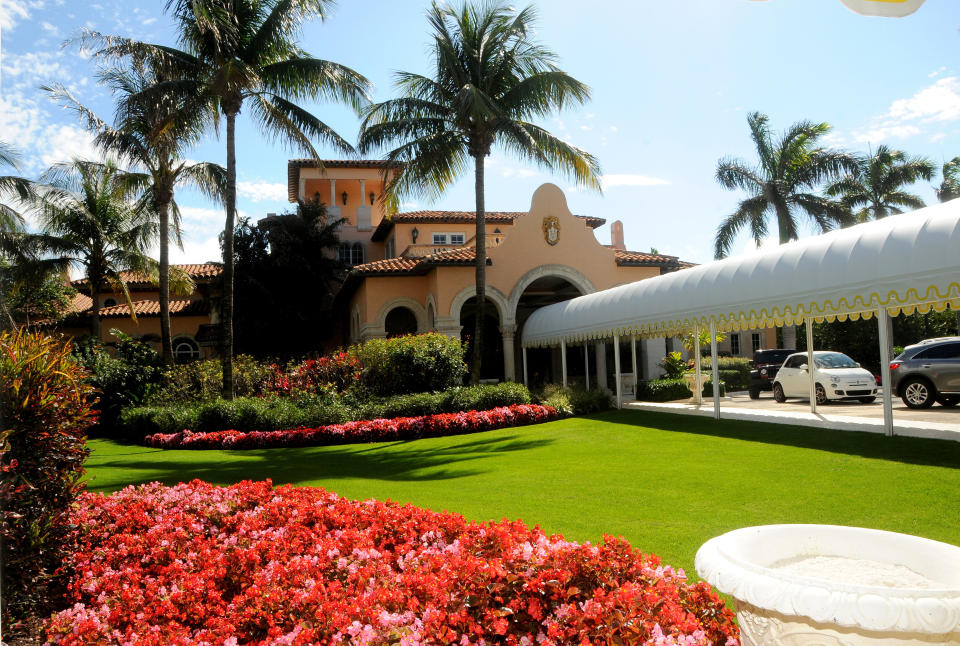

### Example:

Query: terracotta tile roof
xmin=65 ymin=292 xmax=93 ymax=315
xmin=348 ymin=256 xmax=421 ymax=274
xmin=371 ymin=211 xmax=605 ymax=241
xmin=614 ymin=250 xmax=681 ymax=266
xmin=72 ymin=263 xmax=222 ymax=289
xmin=348 ymin=246 xmax=483 ymax=277
xmin=426 ymin=247 xmax=477 ymax=264
xmin=97 ymin=299 xmax=209 ymax=318
xmin=287 ymin=159 xmax=401 ymax=202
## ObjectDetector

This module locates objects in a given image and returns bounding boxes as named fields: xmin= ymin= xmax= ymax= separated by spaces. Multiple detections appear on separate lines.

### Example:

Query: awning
xmin=521 ymin=200 xmax=960 ymax=348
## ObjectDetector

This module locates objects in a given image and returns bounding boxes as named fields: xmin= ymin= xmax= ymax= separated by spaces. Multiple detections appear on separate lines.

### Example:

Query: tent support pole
xmin=522 ymin=347 xmax=528 ymax=387
xmin=878 ymin=308 xmax=894 ymax=437
xmin=584 ymin=344 xmax=590 ymax=390
xmin=710 ymin=321 xmax=721 ymax=420
xmin=806 ymin=317 xmax=817 ymax=415
xmin=561 ymin=339 xmax=568 ymax=389
xmin=693 ymin=323 xmax=703 ymax=406
xmin=614 ymin=334 xmax=622 ymax=409
xmin=630 ymin=334 xmax=638 ymax=402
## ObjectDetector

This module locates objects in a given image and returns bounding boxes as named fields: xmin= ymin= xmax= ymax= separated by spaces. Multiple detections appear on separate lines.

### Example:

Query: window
xmin=785 ymin=355 xmax=804 ymax=369
xmin=432 ymin=232 xmax=465 ymax=245
xmin=916 ymin=343 xmax=960 ymax=359
xmin=351 ymin=242 xmax=364 ymax=266
xmin=172 ymin=337 xmax=201 ymax=362
xmin=103 ymin=298 xmax=117 ymax=307
xmin=751 ymin=333 xmax=762 ymax=352
xmin=730 ymin=333 xmax=741 ymax=356
xmin=449 ymin=233 xmax=465 ymax=245
xmin=385 ymin=237 xmax=395 ymax=259
xmin=432 ymin=233 xmax=448 ymax=245
xmin=338 ymin=242 xmax=351 ymax=265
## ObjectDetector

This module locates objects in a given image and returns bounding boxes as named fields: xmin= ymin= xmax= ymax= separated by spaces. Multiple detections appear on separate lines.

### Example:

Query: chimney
xmin=610 ymin=220 xmax=626 ymax=251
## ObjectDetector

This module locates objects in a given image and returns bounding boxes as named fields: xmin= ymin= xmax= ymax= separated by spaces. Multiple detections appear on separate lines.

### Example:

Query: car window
xmin=814 ymin=353 xmax=858 ymax=369
xmin=915 ymin=343 xmax=960 ymax=360
xmin=785 ymin=356 xmax=802 ymax=369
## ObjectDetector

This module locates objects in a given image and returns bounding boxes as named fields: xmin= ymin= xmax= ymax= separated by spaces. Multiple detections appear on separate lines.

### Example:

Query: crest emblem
xmin=542 ymin=216 xmax=560 ymax=246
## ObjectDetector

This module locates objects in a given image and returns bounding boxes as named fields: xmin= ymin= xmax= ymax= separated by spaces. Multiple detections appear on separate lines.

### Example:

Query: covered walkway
xmin=521 ymin=199 xmax=960 ymax=436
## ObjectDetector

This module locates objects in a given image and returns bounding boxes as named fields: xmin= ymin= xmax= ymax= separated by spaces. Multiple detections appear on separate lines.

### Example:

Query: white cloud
xmin=40 ymin=20 xmax=58 ymax=34
xmin=0 ymin=0 xmax=41 ymax=29
xmin=930 ymin=133 xmax=948 ymax=143
xmin=853 ymin=124 xmax=921 ymax=143
xmin=601 ymin=174 xmax=670 ymax=189
xmin=887 ymin=77 xmax=960 ymax=123
xmin=167 ymin=235 xmax=223 ymax=266
xmin=929 ymin=66 xmax=947 ymax=79
xmin=39 ymin=124 xmax=100 ymax=167
xmin=237 ymin=180 xmax=287 ymax=202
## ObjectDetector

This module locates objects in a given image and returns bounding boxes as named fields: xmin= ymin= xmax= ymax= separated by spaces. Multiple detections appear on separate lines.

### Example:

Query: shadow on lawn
xmin=600 ymin=410 xmax=960 ymax=469
xmin=85 ymin=433 xmax=553 ymax=492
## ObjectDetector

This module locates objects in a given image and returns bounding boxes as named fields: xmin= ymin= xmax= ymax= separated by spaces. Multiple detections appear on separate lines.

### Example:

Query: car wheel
xmin=858 ymin=396 xmax=876 ymax=404
xmin=749 ymin=387 xmax=760 ymax=400
xmin=900 ymin=378 xmax=936 ymax=409
xmin=936 ymin=395 xmax=959 ymax=408
xmin=815 ymin=383 xmax=828 ymax=406
xmin=772 ymin=383 xmax=786 ymax=403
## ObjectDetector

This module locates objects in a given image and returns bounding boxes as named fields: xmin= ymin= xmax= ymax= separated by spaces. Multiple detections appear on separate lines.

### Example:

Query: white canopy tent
xmin=521 ymin=199 xmax=960 ymax=433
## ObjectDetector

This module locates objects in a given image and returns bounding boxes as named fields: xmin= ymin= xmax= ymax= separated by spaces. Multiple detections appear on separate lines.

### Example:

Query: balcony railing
xmin=401 ymin=244 xmax=460 ymax=258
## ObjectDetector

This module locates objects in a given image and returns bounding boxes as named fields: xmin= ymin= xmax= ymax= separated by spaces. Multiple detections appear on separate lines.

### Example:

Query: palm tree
xmin=714 ymin=112 xmax=858 ymax=259
xmin=84 ymin=0 xmax=371 ymax=397
xmin=0 ymin=143 xmax=33 ymax=329
xmin=358 ymin=1 xmax=601 ymax=383
xmin=825 ymin=145 xmax=933 ymax=221
xmin=935 ymin=156 xmax=960 ymax=203
xmin=33 ymin=159 xmax=158 ymax=340
xmin=45 ymin=63 xmax=225 ymax=364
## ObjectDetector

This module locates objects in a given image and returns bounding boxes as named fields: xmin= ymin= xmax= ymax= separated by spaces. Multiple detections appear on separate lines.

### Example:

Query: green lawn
xmin=85 ymin=410 xmax=960 ymax=577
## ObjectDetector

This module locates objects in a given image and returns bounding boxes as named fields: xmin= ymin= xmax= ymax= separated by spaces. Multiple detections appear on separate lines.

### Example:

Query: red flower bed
xmin=144 ymin=404 xmax=559 ymax=450
xmin=47 ymin=480 xmax=738 ymax=645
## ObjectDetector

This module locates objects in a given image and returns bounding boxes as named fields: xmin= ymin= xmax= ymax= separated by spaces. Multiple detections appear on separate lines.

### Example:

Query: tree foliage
xmin=825 ymin=145 xmax=933 ymax=221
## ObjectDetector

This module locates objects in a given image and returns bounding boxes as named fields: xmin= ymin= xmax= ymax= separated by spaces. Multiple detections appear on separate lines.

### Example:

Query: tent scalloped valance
xmin=521 ymin=200 xmax=960 ymax=349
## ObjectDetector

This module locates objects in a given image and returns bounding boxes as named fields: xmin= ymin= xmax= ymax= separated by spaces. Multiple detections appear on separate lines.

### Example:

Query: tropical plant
xmin=680 ymin=329 xmax=727 ymax=358
xmin=32 ymin=159 xmax=157 ymax=340
xmin=83 ymin=0 xmax=371 ymax=397
xmin=0 ymin=142 xmax=39 ymax=329
xmin=825 ymin=145 xmax=933 ymax=221
xmin=46 ymin=63 xmax=225 ymax=364
xmin=714 ymin=111 xmax=858 ymax=258
xmin=935 ymin=155 xmax=960 ymax=203
xmin=358 ymin=1 xmax=601 ymax=383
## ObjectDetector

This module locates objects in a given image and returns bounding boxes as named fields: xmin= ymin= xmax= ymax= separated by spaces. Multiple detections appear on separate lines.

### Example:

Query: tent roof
xmin=521 ymin=200 xmax=960 ymax=348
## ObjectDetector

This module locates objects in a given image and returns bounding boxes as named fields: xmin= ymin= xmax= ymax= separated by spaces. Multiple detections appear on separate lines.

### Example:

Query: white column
xmin=584 ymin=344 xmax=590 ymax=389
xmin=613 ymin=335 xmax=622 ymax=408
xmin=502 ymin=325 xmax=516 ymax=382
xmin=595 ymin=342 xmax=607 ymax=391
xmin=561 ymin=339 xmax=568 ymax=389
xmin=693 ymin=322 xmax=703 ymax=405
xmin=329 ymin=178 xmax=336 ymax=205
xmin=710 ymin=321 xmax=721 ymax=420
xmin=878 ymin=308 xmax=894 ymax=437
xmin=299 ymin=176 xmax=306 ymax=201
xmin=359 ymin=178 xmax=365 ymax=202
xmin=630 ymin=334 xmax=638 ymax=400
xmin=806 ymin=317 xmax=817 ymax=414
xmin=643 ymin=337 xmax=666 ymax=380
xmin=522 ymin=347 xmax=528 ymax=386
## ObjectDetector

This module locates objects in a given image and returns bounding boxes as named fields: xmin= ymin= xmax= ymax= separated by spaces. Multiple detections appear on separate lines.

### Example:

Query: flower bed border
xmin=144 ymin=403 xmax=558 ymax=450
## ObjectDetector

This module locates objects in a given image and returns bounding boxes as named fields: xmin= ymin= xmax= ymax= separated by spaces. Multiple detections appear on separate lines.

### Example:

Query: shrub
xmin=635 ymin=378 xmax=693 ymax=402
xmin=47 ymin=480 xmax=738 ymax=644
xmin=352 ymin=333 xmax=467 ymax=396
xmin=568 ymin=387 xmax=614 ymax=414
xmin=144 ymin=404 xmax=559 ymax=450
xmin=0 ymin=331 xmax=96 ymax=623
xmin=659 ymin=351 xmax=688 ymax=379
xmin=698 ymin=356 xmax=751 ymax=390
xmin=284 ymin=352 xmax=361 ymax=395
xmin=149 ymin=354 xmax=272 ymax=404
xmin=536 ymin=384 xmax=574 ymax=417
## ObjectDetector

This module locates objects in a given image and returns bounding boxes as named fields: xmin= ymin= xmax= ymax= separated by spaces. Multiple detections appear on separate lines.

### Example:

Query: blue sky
xmin=1 ymin=0 xmax=958 ymax=266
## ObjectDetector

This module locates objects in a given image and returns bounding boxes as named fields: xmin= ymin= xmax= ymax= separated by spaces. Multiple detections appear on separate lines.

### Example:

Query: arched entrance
xmin=460 ymin=297 xmax=503 ymax=382
xmin=385 ymin=306 xmax=419 ymax=337
xmin=516 ymin=276 xmax=586 ymax=387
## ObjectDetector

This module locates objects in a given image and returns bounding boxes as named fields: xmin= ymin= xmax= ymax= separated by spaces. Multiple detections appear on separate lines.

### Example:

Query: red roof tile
xmin=96 ymin=299 xmax=209 ymax=318
xmin=72 ymin=263 xmax=222 ymax=289
xmin=349 ymin=257 xmax=421 ymax=274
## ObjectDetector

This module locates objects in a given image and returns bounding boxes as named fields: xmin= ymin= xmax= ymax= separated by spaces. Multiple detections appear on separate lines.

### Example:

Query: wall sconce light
xmin=341 ymin=191 xmax=348 ymax=205
xmin=369 ymin=192 xmax=375 ymax=205
xmin=411 ymin=227 xmax=419 ymax=244
xmin=313 ymin=191 xmax=321 ymax=203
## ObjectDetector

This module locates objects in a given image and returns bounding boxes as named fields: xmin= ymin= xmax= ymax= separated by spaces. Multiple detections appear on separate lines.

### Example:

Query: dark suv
xmin=890 ymin=337 xmax=960 ymax=409
xmin=749 ymin=349 xmax=794 ymax=399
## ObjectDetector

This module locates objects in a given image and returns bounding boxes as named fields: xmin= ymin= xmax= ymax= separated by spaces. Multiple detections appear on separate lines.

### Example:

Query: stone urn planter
xmin=695 ymin=525 xmax=960 ymax=645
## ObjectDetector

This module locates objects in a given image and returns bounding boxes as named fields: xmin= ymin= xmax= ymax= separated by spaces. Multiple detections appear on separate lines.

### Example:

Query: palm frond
xmin=259 ymin=57 xmax=371 ymax=111
xmin=714 ymin=195 xmax=767 ymax=259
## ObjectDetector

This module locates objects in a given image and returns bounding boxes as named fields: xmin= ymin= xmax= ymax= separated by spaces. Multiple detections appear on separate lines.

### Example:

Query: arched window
xmin=339 ymin=242 xmax=352 ymax=265
xmin=172 ymin=337 xmax=202 ymax=362
xmin=384 ymin=306 xmax=418 ymax=338
xmin=103 ymin=298 xmax=117 ymax=307
xmin=351 ymin=242 xmax=364 ymax=266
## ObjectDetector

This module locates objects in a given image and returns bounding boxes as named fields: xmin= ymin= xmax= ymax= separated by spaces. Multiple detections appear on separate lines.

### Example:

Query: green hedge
xmin=352 ymin=333 xmax=467 ymax=396
xmin=534 ymin=385 xmax=613 ymax=417
xmin=697 ymin=356 xmax=751 ymax=390
xmin=117 ymin=383 xmax=532 ymax=440
xmin=635 ymin=379 xmax=692 ymax=402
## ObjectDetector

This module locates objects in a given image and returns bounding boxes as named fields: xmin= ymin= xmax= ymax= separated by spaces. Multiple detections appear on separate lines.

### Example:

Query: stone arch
xmin=448 ymin=285 xmax=511 ymax=326
xmin=425 ymin=294 xmax=437 ymax=331
xmin=374 ymin=297 xmax=428 ymax=334
xmin=507 ymin=265 xmax=596 ymax=315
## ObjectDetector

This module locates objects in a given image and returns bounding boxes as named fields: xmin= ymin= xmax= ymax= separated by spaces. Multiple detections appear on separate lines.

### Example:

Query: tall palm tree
xmin=714 ymin=112 xmax=858 ymax=259
xmin=84 ymin=0 xmax=371 ymax=397
xmin=46 ymin=63 xmax=225 ymax=364
xmin=935 ymin=156 xmax=960 ymax=203
xmin=358 ymin=1 xmax=601 ymax=383
xmin=0 ymin=143 xmax=34 ymax=329
xmin=33 ymin=159 xmax=158 ymax=340
xmin=825 ymin=145 xmax=933 ymax=221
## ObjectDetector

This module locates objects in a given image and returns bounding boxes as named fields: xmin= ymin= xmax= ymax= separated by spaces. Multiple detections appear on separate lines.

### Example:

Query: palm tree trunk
xmin=221 ymin=111 xmax=237 ymax=400
xmin=157 ymin=199 xmax=173 ymax=365
xmin=91 ymin=284 xmax=101 ymax=341
xmin=471 ymin=153 xmax=486 ymax=386
xmin=0 ymin=280 xmax=16 ymax=330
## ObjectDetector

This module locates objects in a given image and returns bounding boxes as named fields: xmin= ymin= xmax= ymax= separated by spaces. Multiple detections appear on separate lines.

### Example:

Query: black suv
xmin=749 ymin=349 xmax=794 ymax=399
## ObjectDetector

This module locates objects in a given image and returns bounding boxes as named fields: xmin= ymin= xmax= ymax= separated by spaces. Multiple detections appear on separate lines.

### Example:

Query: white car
xmin=772 ymin=351 xmax=878 ymax=405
